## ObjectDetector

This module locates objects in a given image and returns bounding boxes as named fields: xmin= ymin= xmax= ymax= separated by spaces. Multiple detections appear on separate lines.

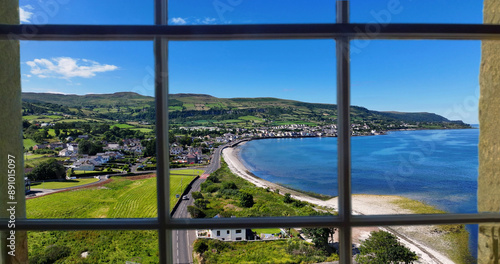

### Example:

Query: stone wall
xmin=0 ymin=0 xmax=28 ymax=263
xmin=480 ymin=0 xmax=500 ymax=263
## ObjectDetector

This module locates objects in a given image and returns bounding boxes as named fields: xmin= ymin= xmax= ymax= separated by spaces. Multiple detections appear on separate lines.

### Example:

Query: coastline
xmin=222 ymin=145 xmax=458 ymax=264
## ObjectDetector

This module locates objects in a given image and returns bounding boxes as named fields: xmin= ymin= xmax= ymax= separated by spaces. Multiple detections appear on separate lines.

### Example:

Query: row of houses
xmin=70 ymin=151 xmax=125 ymax=171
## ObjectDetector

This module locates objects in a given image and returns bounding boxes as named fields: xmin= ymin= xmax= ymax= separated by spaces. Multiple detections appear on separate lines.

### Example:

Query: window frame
xmin=1 ymin=1 xmax=500 ymax=263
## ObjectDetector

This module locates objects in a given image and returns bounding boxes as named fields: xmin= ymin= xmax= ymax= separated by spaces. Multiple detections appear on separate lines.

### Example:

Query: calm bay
xmin=237 ymin=128 xmax=479 ymax=257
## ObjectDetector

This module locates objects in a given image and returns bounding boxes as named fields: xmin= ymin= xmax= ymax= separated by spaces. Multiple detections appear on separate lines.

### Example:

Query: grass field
xmin=23 ymin=138 xmax=38 ymax=149
xmin=31 ymin=178 xmax=100 ymax=189
xmin=25 ymin=157 xmax=67 ymax=168
xmin=112 ymin=123 xmax=135 ymax=129
xmin=194 ymin=239 xmax=338 ymax=263
xmin=252 ymin=228 xmax=282 ymax=234
xmin=24 ymin=154 xmax=46 ymax=160
xmin=238 ymin=115 xmax=264 ymax=122
xmin=22 ymin=115 xmax=40 ymax=120
xmin=72 ymin=170 xmax=102 ymax=175
xmin=170 ymin=169 xmax=204 ymax=176
xmin=27 ymin=174 xmax=196 ymax=218
xmin=131 ymin=128 xmax=153 ymax=133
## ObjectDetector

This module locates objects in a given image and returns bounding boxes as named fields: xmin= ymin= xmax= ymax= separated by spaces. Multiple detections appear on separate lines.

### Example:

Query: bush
xmin=30 ymin=244 xmax=71 ymax=264
xmin=356 ymin=230 xmax=418 ymax=264
xmin=191 ymin=191 xmax=204 ymax=200
xmin=187 ymin=206 xmax=206 ymax=218
xmin=221 ymin=181 xmax=238 ymax=190
xmin=239 ymin=192 xmax=254 ymax=208
xmin=27 ymin=159 xmax=66 ymax=181
xmin=206 ymin=174 xmax=220 ymax=183
xmin=193 ymin=239 xmax=209 ymax=254
xmin=283 ymin=193 xmax=293 ymax=203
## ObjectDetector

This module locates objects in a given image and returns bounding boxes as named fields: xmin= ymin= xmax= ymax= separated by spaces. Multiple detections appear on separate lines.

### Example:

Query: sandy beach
xmin=222 ymin=145 xmax=456 ymax=264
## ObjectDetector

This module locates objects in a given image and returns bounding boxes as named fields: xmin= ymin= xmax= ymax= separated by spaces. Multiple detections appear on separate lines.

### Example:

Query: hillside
xmin=21 ymin=92 xmax=470 ymax=129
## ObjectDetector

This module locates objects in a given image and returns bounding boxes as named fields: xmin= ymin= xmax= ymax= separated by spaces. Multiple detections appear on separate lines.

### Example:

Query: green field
xmin=25 ymin=157 xmax=67 ymax=168
xmin=194 ymin=239 xmax=338 ymax=264
xmin=24 ymin=154 xmax=46 ymax=160
xmin=252 ymin=228 xmax=282 ymax=234
xmin=131 ymin=127 xmax=153 ymax=133
xmin=47 ymin=129 xmax=56 ymax=137
xmin=219 ymin=119 xmax=243 ymax=123
xmin=238 ymin=115 xmax=264 ymax=122
xmin=31 ymin=178 xmax=100 ymax=189
xmin=73 ymin=170 xmax=102 ymax=175
xmin=112 ymin=123 xmax=135 ymax=129
xmin=26 ymin=175 xmax=195 ymax=263
xmin=170 ymin=169 xmax=204 ymax=176
xmin=26 ymin=174 xmax=195 ymax=218
xmin=22 ymin=115 xmax=40 ymax=120
xmin=23 ymin=138 xmax=38 ymax=149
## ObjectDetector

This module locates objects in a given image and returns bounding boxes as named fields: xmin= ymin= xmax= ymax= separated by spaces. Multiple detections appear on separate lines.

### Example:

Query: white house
xmin=196 ymin=215 xmax=249 ymax=241
xmin=208 ymin=228 xmax=247 ymax=241
xmin=67 ymin=143 xmax=78 ymax=152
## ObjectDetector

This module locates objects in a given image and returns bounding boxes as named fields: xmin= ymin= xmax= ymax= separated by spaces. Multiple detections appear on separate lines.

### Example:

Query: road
xmin=171 ymin=146 xmax=224 ymax=264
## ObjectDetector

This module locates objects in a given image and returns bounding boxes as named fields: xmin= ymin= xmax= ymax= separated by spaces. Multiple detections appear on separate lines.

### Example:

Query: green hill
xmin=21 ymin=92 xmax=471 ymax=129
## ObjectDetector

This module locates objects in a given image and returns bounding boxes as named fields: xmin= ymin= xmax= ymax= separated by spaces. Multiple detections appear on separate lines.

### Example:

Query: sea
xmin=237 ymin=127 xmax=479 ymax=258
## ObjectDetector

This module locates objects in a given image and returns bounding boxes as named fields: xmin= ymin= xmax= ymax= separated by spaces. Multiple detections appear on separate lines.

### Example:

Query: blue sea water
xmin=238 ymin=128 xmax=479 ymax=257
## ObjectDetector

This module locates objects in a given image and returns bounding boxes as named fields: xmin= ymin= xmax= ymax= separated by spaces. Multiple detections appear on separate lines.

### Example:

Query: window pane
xmin=29 ymin=230 xmax=158 ymax=262
xmin=350 ymin=40 xmax=479 ymax=216
xmin=19 ymin=0 xmax=153 ymax=25
xmin=352 ymin=225 xmax=476 ymax=263
xmin=168 ymin=0 xmax=335 ymax=25
xmin=21 ymin=41 xmax=157 ymax=219
xmin=350 ymin=0 xmax=482 ymax=24
xmin=169 ymin=40 xmax=337 ymax=218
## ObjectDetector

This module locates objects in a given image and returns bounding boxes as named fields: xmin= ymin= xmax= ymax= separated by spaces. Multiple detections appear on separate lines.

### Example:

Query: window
xmin=2 ymin=1 xmax=500 ymax=264
xmin=235 ymin=229 xmax=242 ymax=234
xmin=227 ymin=230 xmax=230 ymax=234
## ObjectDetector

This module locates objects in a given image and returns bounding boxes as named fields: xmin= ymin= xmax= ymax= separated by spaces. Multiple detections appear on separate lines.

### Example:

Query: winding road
xmin=171 ymin=145 xmax=224 ymax=264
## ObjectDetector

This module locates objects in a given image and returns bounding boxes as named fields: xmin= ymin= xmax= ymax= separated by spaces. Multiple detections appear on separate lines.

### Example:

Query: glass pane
xmin=191 ymin=227 xmax=340 ymax=263
xmin=350 ymin=40 xmax=479 ymax=216
xmin=350 ymin=0 xmax=482 ymax=24
xmin=353 ymin=225 xmax=476 ymax=264
xmin=29 ymin=230 xmax=158 ymax=263
xmin=19 ymin=0 xmax=153 ymax=25
xmin=168 ymin=40 xmax=338 ymax=218
xmin=168 ymin=0 xmax=335 ymax=25
xmin=21 ymin=41 xmax=157 ymax=219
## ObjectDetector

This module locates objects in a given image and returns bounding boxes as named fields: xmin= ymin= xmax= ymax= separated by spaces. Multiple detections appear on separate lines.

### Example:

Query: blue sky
xmin=19 ymin=0 xmax=483 ymax=123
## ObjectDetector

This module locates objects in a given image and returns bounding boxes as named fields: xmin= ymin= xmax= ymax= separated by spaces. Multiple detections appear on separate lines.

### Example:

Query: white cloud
xmin=19 ymin=5 xmax=34 ymax=23
xmin=201 ymin=17 xmax=217 ymax=24
xmin=171 ymin=17 xmax=187 ymax=25
xmin=23 ymin=74 xmax=32 ymax=78
xmin=26 ymin=57 xmax=118 ymax=79
xmin=170 ymin=17 xmax=218 ymax=25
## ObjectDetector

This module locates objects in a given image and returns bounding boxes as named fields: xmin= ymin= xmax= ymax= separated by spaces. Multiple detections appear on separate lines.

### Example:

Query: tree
xmin=356 ymin=231 xmax=418 ymax=264
xmin=28 ymin=159 xmax=66 ymax=181
xmin=187 ymin=206 xmax=205 ymax=218
xmin=141 ymin=138 xmax=156 ymax=157
xmin=302 ymin=227 xmax=332 ymax=253
xmin=283 ymin=193 xmax=293 ymax=203
xmin=239 ymin=192 xmax=254 ymax=208
xmin=78 ymin=139 xmax=103 ymax=155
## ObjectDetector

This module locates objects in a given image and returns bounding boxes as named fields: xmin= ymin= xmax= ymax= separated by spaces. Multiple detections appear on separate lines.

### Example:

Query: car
xmin=182 ymin=195 xmax=189 ymax=200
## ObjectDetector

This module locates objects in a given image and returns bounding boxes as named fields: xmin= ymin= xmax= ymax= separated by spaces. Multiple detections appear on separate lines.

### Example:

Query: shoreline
xmin=222 ymin=145 xmax=457 ymax=264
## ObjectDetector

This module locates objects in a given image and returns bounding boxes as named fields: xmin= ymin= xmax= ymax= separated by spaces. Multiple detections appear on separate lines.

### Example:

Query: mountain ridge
xmin=21 ymin=92 xmax=469 ymax=127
